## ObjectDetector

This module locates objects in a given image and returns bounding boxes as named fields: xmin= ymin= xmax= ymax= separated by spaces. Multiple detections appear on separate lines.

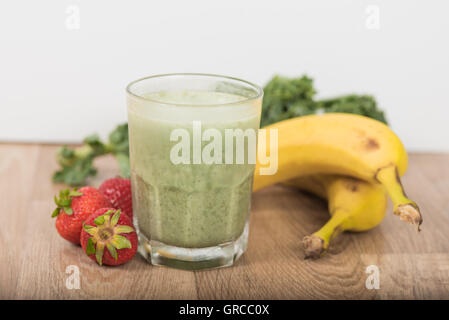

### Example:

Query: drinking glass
xmin=126 ymin=73 xmax=263 ymax=270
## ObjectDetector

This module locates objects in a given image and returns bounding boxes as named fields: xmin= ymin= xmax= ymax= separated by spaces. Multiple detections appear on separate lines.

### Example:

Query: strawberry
xmin=99 ymin=177 xmax=133 ymax=220
xmin=52 ymin=187 xmax=111 ymax=244
xmin=80 ymin=208 xmax=137 ymax=266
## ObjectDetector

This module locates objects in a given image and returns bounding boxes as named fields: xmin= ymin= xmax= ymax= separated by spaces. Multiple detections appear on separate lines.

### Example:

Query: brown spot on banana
xmin=344 ymin=178 xmax=360 ymax=192
xmin=354 ymin=128 xmax=380 ymax=151
xmin=365 ymin=138 xmax=380 ymax=150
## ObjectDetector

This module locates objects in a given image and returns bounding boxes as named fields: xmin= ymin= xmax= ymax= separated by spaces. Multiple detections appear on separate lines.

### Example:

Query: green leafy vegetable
xmin=261 ymin=75 xmax=387 ymax=126
xmin=52 ymin=124 xmax=129 ymax=185
xmin=261 ymin=75 xmax=316 ymax=127
xmin=316 ymin=94 xmax=387 ymax=124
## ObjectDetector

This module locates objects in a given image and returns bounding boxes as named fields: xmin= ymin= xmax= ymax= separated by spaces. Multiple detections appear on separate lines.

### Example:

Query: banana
xmin=283 ymin=175 xmax=387 ymax=259
xmin=254 ymin=113 xmax=422 ymax=229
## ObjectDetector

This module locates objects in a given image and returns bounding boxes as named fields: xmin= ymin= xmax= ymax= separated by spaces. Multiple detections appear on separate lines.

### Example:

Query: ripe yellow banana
xmin=284 ymin=175 xmax=387 ymax=259
xmin=253 ymin=113 xmax=422 ymax=229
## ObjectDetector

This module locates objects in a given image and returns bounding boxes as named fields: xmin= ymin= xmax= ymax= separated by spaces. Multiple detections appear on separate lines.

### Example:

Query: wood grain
xmin=0 ymin=143 xmax=448 ymax=299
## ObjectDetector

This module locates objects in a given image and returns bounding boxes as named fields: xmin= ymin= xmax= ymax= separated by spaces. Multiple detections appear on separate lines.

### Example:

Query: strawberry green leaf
xmin=106 ymin=243 xmax=118 ymax=260
xmin=111 ymin=210 xmax=121 ymax=226
xmin=83 ymin=223 xmax=97 ymax=236
xmin=86 ymin=237 xmax=95 ymax=255
xmin=105 ymin=209 xmax=115 ymax=216
xmin=103 ymin=214 xmax=110 ymax=224
xmin=60 ymin=199 xmax=71 ymax=207
xmin=51 ymin=208 xmax=60 ymax=218
xmin=111 ymin=235 xmax=132 ymax=250
xmin=94 ymin=215 xmax=105 ymax=226
xmin=114 ymin=225 xmax=134 ymax=234
xmin=52 ymin=188 xmax=79 ymax=217
xmin=95 ymin=243 xmax=105 ymax=265
xmin=69 ymin=191 xmax=83 ymax=197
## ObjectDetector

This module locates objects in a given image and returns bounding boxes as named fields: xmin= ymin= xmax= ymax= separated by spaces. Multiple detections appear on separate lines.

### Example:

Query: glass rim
xmin=126 ymin=73 xmax=263 ymax=107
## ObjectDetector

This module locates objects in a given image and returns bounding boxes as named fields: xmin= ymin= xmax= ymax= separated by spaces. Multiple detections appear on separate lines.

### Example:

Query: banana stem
xmin=375 ymin=165 xmax=423 ymax=231
xmin=303 ymin=209 xmax=348 ymax=259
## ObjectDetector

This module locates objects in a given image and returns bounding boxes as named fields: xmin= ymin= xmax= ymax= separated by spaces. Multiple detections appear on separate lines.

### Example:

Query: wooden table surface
xmin=0 ymin=143 xmax=448 ymax=300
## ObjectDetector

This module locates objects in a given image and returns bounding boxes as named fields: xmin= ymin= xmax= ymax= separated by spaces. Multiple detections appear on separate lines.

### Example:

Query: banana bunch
xmin=253 ymin=113 xmax=422 ymax=259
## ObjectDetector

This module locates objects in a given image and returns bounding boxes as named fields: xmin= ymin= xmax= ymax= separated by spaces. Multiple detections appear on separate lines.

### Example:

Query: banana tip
xmin=395 ymin=203 xmax=423 ymax=232
xmin=303 ymin=235 xmax=326 ymax=259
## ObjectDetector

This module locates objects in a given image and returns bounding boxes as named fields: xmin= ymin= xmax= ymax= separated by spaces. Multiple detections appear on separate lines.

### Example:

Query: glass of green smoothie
xmin=126 ymin=73 xmax=263 ymax=270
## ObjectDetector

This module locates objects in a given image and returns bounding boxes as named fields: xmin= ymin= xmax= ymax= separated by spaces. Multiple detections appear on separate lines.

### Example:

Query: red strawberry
xmin=80 ymin=208 xmax=137 ymax=266
xmin=52 ymin=187 xmax=111 ymax=244
xmin=99 ymin=177 xmax=133 ymax=220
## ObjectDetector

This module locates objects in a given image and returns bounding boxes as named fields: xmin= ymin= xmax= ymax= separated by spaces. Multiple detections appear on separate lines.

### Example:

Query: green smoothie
xmin=128 ymin=90 xmax=261 ymax=248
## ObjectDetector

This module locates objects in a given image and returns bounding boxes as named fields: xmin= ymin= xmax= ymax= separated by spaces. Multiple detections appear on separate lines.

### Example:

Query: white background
xmin=0 ymin=0 xmax=448 ymax=151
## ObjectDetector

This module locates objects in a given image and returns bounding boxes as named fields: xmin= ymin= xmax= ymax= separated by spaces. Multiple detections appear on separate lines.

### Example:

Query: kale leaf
xmin=52 ymin=123 xmax=130 ymax=185
xmin=261 ymin=75 xmax=387 ymax=126
xmin=261 ymin=75 xmax=316 ymax=127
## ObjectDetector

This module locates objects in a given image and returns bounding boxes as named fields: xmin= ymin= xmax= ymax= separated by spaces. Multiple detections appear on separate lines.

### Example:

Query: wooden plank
xmin=0 ymin=143 xmax=448 ymax=299
xmin=0 ymin=144 xmax=40 ymax=299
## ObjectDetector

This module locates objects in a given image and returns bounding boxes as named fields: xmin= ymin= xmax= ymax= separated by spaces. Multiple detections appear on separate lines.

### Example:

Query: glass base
xmin=137 ymin=222 xmax=249 ymax=270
